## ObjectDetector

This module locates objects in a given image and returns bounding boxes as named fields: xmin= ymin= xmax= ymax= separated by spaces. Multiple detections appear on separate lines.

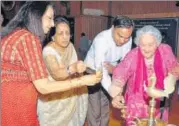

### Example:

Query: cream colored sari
xmin=37 ymin=42 xmax=88 ymax=126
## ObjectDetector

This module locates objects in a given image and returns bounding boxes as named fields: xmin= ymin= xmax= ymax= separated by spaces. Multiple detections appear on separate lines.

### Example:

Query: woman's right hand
xmin=112 ymin=95 xmax=127 ymax=118
xmin=112 ymin=95 xmax=125 ymax=109
xmin=80 ymin=71 xmax=102 ymax=86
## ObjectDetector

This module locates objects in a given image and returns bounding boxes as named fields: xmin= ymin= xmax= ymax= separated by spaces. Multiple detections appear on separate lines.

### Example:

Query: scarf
xmin=134 ymin=47 xmax=164 ymax=99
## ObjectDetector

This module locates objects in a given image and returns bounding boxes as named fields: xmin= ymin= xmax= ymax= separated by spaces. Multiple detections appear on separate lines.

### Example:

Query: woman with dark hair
xmin=1 ymin=8 xmax=9 ymax=27
xmin=0 ymin=11 xmax=4 ymax=32
xmin=38 ymin=16 xmax=88 ymax=126
xmin=1 ymin=2 xmax=102 ymax=126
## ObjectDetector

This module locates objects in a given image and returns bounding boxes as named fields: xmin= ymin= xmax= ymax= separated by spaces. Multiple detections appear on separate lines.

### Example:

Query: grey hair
xmin=134 ymin=25 xmax=162 ymax=46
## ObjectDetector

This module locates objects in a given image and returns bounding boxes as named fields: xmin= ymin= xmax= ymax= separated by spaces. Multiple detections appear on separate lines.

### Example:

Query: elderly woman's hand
xmin=112 ymin=95 xmax=125 ymax=109
xmin=112 ymin=95 xmax=127 ymax=118
xmin=170 ymin=65 xmax=179 ymax=78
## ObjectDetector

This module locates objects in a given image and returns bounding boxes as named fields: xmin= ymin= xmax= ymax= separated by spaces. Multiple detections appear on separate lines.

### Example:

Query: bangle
xmin=70 ymin=78 xmax=82 ymax=88
xmin=76 ymin=78 xmax=82 ymax=87
xmin=69 ymin=79 xmax=72 ymax=90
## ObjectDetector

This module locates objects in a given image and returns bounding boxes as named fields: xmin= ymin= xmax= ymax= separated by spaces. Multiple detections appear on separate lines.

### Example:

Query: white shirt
xmin=84 ymin=28 xmax=132 ymax=92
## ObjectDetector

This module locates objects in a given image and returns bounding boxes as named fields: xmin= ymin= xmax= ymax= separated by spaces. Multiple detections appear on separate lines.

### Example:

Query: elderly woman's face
xmin=54 ymin=23 xmax=70 ymax=48
xmin=42 ymin=6 xmax=54 ymax=34
xmin=139 ymin=34 xmax=158 ymax=59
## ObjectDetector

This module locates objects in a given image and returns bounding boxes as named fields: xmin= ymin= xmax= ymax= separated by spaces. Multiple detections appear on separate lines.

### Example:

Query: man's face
xmin=112 ymin=26 xmax=133 ymax=46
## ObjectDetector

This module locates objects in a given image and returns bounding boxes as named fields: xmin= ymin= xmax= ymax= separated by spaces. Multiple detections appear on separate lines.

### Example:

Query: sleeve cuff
xmin=108 ymin=84 xmax=123 ymax=98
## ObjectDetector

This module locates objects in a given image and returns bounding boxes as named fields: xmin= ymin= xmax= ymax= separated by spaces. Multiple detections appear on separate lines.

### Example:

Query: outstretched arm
xmin=33 ymin=71 xmax=102 ymax=95
xmin=109 ymin=49 xmax=136 ymax=98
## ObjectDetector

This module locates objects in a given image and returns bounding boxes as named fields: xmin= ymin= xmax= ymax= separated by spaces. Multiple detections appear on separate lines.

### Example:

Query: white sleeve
xmin=93 ymin=37 xmax=111 ymax=92
xmin=42 ymin=46 xmax=61 ymax=60
xmin=101 ymin=67 xmax=112 ymax=92
xmin=121 ymin=37 xmax=132 ymax=59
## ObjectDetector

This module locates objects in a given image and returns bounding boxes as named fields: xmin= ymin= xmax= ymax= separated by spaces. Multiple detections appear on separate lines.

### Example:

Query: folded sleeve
xmin=160 ymin=44 xmax=179 ymax=78
xmin=109 ymin=48 xmax=136 ymax=97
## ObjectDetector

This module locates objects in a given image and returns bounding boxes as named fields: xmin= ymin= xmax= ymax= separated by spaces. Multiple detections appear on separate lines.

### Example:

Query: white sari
xmin=37 ymin=43 xmax=88 ymax=126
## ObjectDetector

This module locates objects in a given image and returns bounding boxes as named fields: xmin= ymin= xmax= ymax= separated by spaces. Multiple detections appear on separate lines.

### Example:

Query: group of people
xmin=1 ymin=2 xmax=101 ymax=126
xmin=1 ymin=1 xmax=179 ymax=126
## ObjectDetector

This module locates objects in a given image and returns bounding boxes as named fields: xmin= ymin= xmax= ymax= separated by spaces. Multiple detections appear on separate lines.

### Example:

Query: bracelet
xmin=67 ymin=66 xmax=72 ymax=75
xmin=70 ymin=78 xmax=82 ymax=88
xmin=69 ymin=79 xmax=72 ymax=90
xmin=77 ymin=78 xmax=82 ymax=87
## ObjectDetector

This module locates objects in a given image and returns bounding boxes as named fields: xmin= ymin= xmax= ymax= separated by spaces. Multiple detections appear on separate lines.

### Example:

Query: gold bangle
xmin=69 ymin=79 xmax=73 ymax=90
xmin=77 ymin=78 xmax=82 ymax=87
xmin=70 ymin=78 xmax=82 ymax=88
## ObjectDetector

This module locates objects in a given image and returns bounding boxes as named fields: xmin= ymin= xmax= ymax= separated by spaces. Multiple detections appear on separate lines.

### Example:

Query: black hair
xmin=50 ymin=16 xmax=70 ymax=37
xmin=2 ymin=1 xmax=54 ymax=43
xmin=113 ymin=15 xmax=134 ymax=29
xmin=81 ymin=32 xmax=85 ymax=36
xmin=55 ymin=16 xmax=69 ymax=26
xmin=43 ymin=16 xmax=70 ymax=48
xmin=1 ymin=8 xmax=9 ymax=27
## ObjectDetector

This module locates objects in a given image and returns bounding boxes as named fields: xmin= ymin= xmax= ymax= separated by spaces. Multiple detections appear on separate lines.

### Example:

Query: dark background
xmin=132 ymin=18 xmax=179 ymax=55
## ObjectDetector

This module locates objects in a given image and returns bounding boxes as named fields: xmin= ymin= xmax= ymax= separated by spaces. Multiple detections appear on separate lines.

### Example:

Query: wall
xmin=3 ymin=1 xmax=179 ymax=58
xmin=82 ymin=1 xmax=109 ymax=15
xmin=79 ymin=1 xmax=179 ymax=58
xmin=74 ymin=15 xmax=108 ymax=50
xmin=111 ymin=1 xmax=179 ymax=16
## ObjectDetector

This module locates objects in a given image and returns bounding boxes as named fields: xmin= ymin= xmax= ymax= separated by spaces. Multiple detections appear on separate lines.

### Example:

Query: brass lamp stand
xmin=135 ymin=95 xmax=167 ymax=126
xmin=135 ymin=97 xmax=167 ymax=126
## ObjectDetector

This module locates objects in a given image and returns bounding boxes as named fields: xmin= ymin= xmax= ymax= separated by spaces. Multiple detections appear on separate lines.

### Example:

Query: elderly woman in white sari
xmin=37 ymin=17 xmax=91 ymax=126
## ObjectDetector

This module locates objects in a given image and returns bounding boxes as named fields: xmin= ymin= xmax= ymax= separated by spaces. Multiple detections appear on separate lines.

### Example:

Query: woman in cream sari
xmin=37 ymin=17 xmax=88 ymax=126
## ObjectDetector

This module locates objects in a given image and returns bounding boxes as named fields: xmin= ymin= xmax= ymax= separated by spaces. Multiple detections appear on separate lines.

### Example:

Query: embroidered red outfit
xmin=1 ymin=29 xmax=48 ymax=126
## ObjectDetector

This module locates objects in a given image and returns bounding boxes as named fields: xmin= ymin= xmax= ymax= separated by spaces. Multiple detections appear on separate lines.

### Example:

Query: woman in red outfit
xmin=1 ymin=2 xmax=102 ymax=126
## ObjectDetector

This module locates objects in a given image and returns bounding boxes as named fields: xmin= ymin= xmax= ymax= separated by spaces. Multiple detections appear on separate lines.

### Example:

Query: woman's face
xmin=54 ymin=23 xmax=70 ymax=48
xmin=42 ymin=6 xmax=54 ymax=34
xmin=139 ymin=34 xmax=158 ymax=59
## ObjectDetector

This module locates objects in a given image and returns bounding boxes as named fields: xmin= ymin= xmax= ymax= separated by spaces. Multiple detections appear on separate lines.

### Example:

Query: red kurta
xmin=1 ymin=29 xmax=48 ymax=126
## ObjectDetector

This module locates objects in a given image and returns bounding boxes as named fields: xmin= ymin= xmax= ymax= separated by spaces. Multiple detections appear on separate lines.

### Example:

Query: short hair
xmin=50 ymin=16 xmax=70 ymax=37
xmin=134 ymin=25 xmax=162 ymax=46
xmin=43 ymin=16 xmax=70 ymax=47
xmin=81 ymin=32 xmax=85 ymax=36
xmin=112 ymin=15 xmax=134 ymax=29
xmin=1 ymin=8 xmax=9 ymax=27
xmin=2 ymin=1 xmax=54 ymax=42
xmin=54 ymin=16 xmax=70 ymax=27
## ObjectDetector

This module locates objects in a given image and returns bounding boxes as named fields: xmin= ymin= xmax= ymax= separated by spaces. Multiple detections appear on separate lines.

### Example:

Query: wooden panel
xmin=74 ymin=16 xmax=108 ymax=50
xmin=70 ymin=1 xmax=81 ymax=16
xmin=111 ymin=1 xmax=179 ymax=15
xmin=82 ymin=1 xmax=109 ymax=15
